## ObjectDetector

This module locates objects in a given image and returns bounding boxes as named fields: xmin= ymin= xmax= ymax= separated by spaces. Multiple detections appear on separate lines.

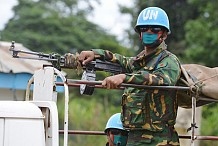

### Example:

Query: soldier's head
xmin=135 ymin=7 xmax=170 ymax=48
xmin=105 ymin=113 xmax=128 ymax=146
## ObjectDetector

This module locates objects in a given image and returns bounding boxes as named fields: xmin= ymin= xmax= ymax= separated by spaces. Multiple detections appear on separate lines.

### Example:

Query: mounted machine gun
xmin=9 ymin=41 xmax=125 ymax=95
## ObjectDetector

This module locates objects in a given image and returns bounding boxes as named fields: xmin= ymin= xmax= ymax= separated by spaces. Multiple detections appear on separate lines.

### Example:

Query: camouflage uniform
xmin=92 ymin=42 xmax=181 ymax=146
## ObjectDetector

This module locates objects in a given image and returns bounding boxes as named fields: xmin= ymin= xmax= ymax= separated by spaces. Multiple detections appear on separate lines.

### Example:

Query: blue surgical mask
xmin=113 ymin=135 xmax=128 ymax=146
xmin=142 ymin=32 xmax=158 ymax=45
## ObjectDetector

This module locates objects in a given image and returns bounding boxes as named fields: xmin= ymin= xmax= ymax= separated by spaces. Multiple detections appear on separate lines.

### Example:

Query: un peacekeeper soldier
xmin=65 ymin=7 xmax=181 ymax=146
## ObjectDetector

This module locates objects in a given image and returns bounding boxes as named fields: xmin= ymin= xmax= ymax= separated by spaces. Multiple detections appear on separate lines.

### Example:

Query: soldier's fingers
xmin=102 ymin=80 xmax=107 ymax=88
xmin=82 ymin=57 xmax=93 ymax=65
xmin=106 ymin=83 xmax=110 ymax=89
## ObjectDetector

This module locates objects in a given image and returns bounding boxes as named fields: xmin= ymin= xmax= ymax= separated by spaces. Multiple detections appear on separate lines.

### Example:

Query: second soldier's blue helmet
xmin=135 ymin=7 xmax=170 ymax=34
xmin=105 ymin=113 xmax=124 ymax=133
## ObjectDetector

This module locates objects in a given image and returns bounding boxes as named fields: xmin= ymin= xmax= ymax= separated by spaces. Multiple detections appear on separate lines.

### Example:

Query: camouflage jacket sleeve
xmin=92 ymin=49 xmax=135 ymax=73
xmin=92 ymin=49 xmax=181 ymax=86
xmin=124 ymin=53 xmax=181 ymax=86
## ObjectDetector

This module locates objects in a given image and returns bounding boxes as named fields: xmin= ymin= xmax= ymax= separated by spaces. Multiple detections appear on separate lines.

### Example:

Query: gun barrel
xmin=14 ymin=56 xmax=59 ymax=62
xmin=10 ymin=48 xmax=51 ymax=57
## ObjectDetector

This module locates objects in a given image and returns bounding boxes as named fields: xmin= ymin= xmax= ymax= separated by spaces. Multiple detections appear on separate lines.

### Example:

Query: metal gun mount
xmin=9 ymin=41 xmax=125 ymax=95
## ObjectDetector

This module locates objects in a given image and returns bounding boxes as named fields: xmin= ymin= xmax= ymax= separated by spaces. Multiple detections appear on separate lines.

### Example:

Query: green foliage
xmin=184 ymin=1 xmax=218 ymax=67
xmin=200 ymin=103 xmax=218 ymax=146
xmin=1 ymin=0 xmax=124 ymax=55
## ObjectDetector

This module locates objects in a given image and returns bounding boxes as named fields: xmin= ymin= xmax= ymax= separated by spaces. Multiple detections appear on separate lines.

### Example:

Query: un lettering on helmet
xmin=143 ymin=10 xmax=158 ymax=20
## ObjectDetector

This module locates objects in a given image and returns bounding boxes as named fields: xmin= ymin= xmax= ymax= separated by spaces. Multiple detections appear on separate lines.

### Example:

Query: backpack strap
xmin=153 ymin=50 xmax=170 ymax=70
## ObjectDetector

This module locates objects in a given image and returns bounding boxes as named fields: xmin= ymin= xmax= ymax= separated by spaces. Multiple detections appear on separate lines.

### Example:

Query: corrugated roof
xmin=0 ymin=41 xmax=52 ymax=74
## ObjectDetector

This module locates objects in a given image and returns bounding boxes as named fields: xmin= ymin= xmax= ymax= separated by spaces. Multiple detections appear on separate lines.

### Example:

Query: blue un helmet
xmin=135 ymin=7 xmax=170 ymax=34
xmin=105 ymin=113 xmax=124 ymax=132
xmin=105 ymin=113 xmax=128 ymax=146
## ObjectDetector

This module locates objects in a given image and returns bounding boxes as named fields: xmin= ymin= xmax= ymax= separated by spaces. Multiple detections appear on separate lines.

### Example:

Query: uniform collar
xmin=136 ymin=41 xmax=167 ymax=61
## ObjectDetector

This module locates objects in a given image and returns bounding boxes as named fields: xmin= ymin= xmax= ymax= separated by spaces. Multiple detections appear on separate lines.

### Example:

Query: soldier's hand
xmin=78 ymin=51 xmax=95 ymax=65
xmin=102 ymin=74 xmax=126 ymax=89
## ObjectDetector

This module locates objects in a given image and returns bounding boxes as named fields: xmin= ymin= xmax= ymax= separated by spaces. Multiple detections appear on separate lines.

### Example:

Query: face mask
xmin=142 ymin=32 xmax=158 ymax=45
xmin=113 ymin=135 xmax=128 ymax=146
